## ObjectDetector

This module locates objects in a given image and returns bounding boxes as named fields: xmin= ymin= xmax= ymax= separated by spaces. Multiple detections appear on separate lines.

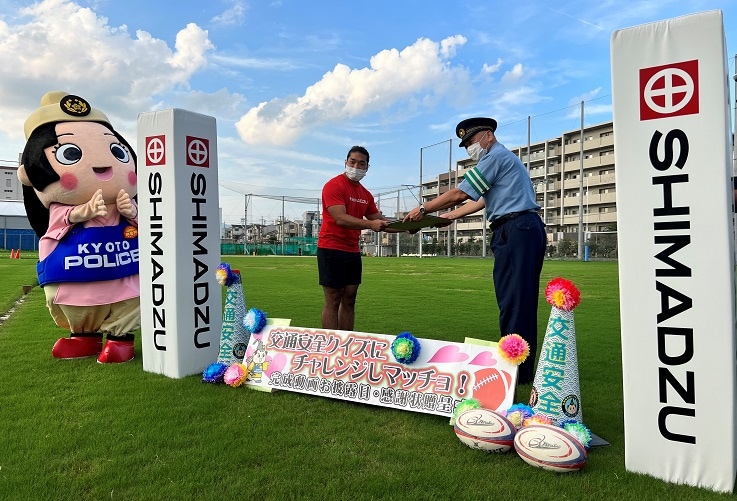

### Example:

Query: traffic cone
xmin=529 ymin=277 xmax=583 ymax=426
xmin=15 ymin=249 xmax=20 ymax=259
xmin=215 ymin=264 xmax=250 ymax=366
xmin=9 ymin=249 xmax=15 ymax=259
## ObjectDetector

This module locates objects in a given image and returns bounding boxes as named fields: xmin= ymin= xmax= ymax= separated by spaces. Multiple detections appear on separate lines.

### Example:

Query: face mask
xmin=345 ymin=166 xmax=367 ymax=182
xmin=465 ymin=131 xmax=488 ymax=161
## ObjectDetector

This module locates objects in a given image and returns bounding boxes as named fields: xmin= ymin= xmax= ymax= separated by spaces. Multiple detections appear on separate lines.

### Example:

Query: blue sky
xmin=0 ymin=0 xmax=735 ymax=225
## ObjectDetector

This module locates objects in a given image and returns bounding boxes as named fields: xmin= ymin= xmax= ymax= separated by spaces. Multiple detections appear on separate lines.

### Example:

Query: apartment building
xmin=0 ymin=162 xmax=23 ymax=200
xmin=418 ymin=120 xmax=617 ymax=251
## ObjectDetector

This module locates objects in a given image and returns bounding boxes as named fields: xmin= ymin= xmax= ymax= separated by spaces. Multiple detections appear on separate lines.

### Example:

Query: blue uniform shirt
xmin=458 ymin=141 xmax=540 ymax=222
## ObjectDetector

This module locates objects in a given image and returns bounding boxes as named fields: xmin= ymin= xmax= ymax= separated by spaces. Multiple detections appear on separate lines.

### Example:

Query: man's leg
xmin=321 ymin=286 xmax=343 ymax=329
xmin=491 ymin=215 xmax=546 ymax=384
xmin=338 ymin=284 xmax=359 ymax=331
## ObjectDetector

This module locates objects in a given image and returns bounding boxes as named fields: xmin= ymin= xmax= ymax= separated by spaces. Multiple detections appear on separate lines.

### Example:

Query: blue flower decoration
xmin=391 ymin=331 xmax=421 ymax=364
xmin=243 ymin=308 xmax=267 ymax=333
xmin=506 ymin=403 xmax=534 ymax=419
xmin=202 ymin=362 xmax=228 ymax=383
xmin=216 ymin=263 xmax=239 ymax=287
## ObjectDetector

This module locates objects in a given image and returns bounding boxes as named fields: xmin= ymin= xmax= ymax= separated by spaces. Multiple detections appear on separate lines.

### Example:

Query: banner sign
xmin=244 ymin=325 xmax=518 ymax=417
xmin=611 ymin=10 xmax=736 ymax=493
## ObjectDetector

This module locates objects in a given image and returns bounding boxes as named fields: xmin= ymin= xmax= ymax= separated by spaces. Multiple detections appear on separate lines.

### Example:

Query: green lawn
xmin=0 ymin=256 xmax=732 ymax=500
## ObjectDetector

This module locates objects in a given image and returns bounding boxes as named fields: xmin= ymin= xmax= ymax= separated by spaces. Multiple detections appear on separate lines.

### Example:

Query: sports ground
xmin=0 ymin=254 xmax=732 ymax=500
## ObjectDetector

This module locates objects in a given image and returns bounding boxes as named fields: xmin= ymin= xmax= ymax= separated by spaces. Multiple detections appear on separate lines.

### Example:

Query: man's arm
xmin=440 ymin=199 xmax=485 ymax=221
xmin=403 ymin=188 xmax=472 ymax=222
xmin=327 ymin=205 xmax=388 ymax=232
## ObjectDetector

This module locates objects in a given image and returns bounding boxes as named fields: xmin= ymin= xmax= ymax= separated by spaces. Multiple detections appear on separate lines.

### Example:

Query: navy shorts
xmin=317 ymin=247 xmax=362 ymax=288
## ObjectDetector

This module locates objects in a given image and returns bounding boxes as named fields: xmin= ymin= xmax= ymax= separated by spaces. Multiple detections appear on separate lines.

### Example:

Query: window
xmin=5 ymin=179 xmax=10 ymax=187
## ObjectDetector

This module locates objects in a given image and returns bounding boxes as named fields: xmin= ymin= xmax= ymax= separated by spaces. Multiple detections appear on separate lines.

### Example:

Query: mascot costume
xmin=18 ymin=91 xmax=140 ymax=363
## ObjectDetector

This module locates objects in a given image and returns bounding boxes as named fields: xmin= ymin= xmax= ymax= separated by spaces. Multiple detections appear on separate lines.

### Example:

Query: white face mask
xmin=465 ymin=131 xmax=489 ymax=161
xmin=345 ymin=166 xmax=367 ymax=182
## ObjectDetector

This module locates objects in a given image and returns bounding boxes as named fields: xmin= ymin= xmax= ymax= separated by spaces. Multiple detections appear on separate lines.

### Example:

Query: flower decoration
xmin=497 ymin=334 xmax=530 ymax=365
xmin=506 ymin=403 xmax=534 ymax=419
xmin=563 ymin=421 xmax=593 ymax=449
xmin=504 ymin=403 xmax=534 ymax=429
xmin=505 ymin=410 xmax=526 ymax=429
xmin=522 ymin=413 xmax=553 ymax=427
xmin=545 ymin=277 xmax=581 ymax=311
xmin=216 ymin=263 xmax=239 ymax=287
xmin=224 ymin=362 xmax=248 ymax=387
xmin=202 ymin=362 xmax=228 ymax=384
xmin=243 ymin=308 xmax=268 ymax=334
xmin=391 ymin=332 xmax=421 ymax=364
xmin=450 ymin=398 xmax=481 ymax=426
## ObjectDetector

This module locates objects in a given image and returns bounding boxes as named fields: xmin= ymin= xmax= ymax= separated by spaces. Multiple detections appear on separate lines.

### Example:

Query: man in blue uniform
xmin=404 ymin=117 xmax=546 ymax=384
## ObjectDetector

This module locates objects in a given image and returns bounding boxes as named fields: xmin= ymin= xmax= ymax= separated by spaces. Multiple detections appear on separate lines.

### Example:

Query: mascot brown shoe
xmin=97 ymin=334 xmax=135 ymax=364
xmin=52 ymin=334 xmax=103 ymax=359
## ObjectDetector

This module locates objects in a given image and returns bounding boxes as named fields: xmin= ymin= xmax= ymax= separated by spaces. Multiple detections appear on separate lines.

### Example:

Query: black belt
xmin=490 ymin=209 xmax=538 ymax=231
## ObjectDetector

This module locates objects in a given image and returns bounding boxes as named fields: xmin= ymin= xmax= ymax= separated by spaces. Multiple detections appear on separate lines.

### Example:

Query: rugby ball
xmin=513 ymin=424 xmax=587 ymax=472
xmin=453 ymin=408 xmax=517 ymax=453
xmin=471 ymin=367 xmax=513 ymax=410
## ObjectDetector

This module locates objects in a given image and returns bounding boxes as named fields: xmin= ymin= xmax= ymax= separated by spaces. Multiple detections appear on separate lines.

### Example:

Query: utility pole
xmin=577 ymin=101 xmax=585 ymax=260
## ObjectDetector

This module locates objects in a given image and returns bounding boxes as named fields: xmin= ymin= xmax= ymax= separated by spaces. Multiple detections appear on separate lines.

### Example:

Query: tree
xmin=558 ymin=239 xmax=577 ymax=257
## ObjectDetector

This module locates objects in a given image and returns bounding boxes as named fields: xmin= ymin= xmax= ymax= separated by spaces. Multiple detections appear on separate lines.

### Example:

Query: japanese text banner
xmin=244 ymin=325 xmax=518 ymax=418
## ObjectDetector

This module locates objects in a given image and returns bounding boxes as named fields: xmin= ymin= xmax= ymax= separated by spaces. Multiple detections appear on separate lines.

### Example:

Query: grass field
xmin=0 ymin=255 xmax=732 ymax=500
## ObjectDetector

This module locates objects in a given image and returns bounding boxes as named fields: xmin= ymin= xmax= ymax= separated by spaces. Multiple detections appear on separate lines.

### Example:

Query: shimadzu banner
xmin=137 ymin=109 xmax=222 ymax=378
xmin=611 ymin=10 xmax=736 ymax=493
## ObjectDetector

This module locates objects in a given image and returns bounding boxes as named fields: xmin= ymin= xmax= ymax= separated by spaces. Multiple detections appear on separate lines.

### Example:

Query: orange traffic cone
xmin=9 ymin=249 xmax=16 ymax=259
xmin=15 ymin=249 xmax=20 ymax=259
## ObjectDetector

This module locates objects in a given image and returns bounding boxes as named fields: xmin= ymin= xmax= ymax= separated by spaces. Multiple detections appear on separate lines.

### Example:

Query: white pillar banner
xmin=137 ymin=109 xmax=222 ymax=379
xmin=611 ymin=10 xmax=736 ymax=493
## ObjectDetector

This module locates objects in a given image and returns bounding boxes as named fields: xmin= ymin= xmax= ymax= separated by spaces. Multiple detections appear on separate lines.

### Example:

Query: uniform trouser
xmin=44 ymin=283 xmax=141 ymax=337
xmin=490 ymin=212 xmax=546 ymax=384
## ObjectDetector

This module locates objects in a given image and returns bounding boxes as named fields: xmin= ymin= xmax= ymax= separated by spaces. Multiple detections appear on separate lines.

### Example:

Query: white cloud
xmin=497 ymin=86 xmax=545 ymax=106
xmin=569 ymin=87 xmax=602 ymax=106
xmin=500 ymin=63 xmax=525 ymax=84
xmin=234 ymin=35 xmax=471 ymax=145
xmin=210 ymin=0 xmax=248 ymax=28
xmin=482 ymin=58 xmax=503 ymax=74
xmin=0 ymin=0 xmax=214 ymax=142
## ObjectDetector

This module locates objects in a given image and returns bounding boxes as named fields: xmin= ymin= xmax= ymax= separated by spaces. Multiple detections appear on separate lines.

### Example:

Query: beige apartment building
xmin=417 ymin=120 xmax=617 ymax=254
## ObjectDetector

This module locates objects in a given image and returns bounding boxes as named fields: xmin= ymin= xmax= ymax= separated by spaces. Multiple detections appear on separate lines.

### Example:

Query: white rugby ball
xmin=513 ymin=424 xmax=587 ymax=472
xmin=453 ymin=408 xmax=517 ymax=453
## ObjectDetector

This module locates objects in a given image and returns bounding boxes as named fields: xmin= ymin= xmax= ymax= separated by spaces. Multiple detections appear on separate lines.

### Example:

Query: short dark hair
xmin=346 ymin=145 xmax=369 ymax=164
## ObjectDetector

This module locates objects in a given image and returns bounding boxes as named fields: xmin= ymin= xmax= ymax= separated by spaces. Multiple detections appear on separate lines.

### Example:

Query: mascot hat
xmin=24 ymin=91 xmax=111 ymax=140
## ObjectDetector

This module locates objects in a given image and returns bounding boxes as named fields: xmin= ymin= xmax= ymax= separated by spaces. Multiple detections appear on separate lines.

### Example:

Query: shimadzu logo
xmin=639 ymin=59 xmax=699 ymax=121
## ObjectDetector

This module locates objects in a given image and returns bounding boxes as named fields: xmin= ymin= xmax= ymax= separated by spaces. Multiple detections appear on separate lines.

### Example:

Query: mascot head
xmin=18 ymin=91 xmax=137 ymax=236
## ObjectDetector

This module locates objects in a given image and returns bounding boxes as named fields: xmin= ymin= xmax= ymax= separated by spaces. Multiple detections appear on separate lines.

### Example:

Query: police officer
xmin=405 ymin=117 xmax=546 ymax=384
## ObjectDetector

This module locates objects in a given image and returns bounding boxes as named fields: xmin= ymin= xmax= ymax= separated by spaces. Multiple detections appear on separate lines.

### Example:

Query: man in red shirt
xmin=318 ymin=146 xmax=390 ymax=330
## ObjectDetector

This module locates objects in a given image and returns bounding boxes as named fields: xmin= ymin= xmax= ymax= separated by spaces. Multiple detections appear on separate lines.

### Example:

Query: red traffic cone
xmin=9 ymin=249 xmax=15 ymax=258
xmin=15 ymin=249 xmax=20 ymax=259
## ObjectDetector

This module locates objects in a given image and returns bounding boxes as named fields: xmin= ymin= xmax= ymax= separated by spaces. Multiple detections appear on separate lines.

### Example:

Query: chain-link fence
xmin=0 ymin=229 xmax=39 ymax=251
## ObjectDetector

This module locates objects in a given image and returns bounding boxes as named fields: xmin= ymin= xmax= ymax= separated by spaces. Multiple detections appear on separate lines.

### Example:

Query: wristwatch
xmin=419 ymin=204 xmax=426 ymax=215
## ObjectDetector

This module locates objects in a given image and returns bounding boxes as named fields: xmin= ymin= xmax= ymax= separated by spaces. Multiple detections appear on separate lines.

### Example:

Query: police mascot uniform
xmin=18 ymin=91 xmax=140 ymax=363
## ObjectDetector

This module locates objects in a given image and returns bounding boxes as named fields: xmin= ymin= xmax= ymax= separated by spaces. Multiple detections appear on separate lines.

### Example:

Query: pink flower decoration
xmin=224 ymin=363 xmax=248 ymax=387
xmin=545 ymin=277 xmax=581 ymax=311
xmin=497 ymin=334 xmax=529 ymax=366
